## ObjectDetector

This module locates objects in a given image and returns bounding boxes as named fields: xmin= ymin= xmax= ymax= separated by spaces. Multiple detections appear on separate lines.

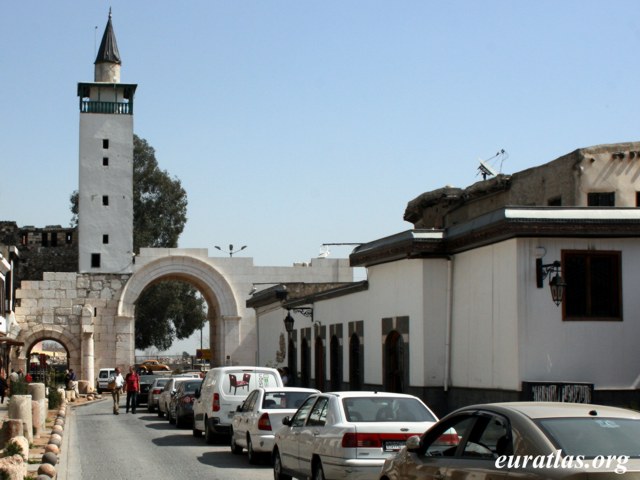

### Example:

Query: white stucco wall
xmin=449 ymin=240 xmax=520 ymax=390
xmin=78 ymin=112 xmax=134 ymax=274
xmin=519 ymin=237 xmax=640 ymax=390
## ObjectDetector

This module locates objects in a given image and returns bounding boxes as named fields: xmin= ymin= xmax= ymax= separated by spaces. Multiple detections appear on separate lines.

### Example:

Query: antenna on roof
xmin=477 ymin=149 xmax=508 ymax=180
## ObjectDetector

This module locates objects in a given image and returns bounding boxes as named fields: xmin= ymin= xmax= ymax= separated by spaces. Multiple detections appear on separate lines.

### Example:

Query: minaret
xmin=77 ymin=10 xmax=137 ymax=273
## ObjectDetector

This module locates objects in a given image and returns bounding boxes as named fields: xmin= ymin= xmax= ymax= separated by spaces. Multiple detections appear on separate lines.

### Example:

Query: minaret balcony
xmin=80 ymin=100 xmax=133 ymax=115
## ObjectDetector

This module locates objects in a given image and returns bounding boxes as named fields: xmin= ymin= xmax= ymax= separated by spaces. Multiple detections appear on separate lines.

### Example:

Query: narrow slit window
xmin=102 ymin=195 xmax=109 ymax=206
xmin=103 ymin=234 xmax=109 ymax=244
xmin=103 ymin=157 xmax=109 ymax=166
xmin=91 ymin=253 xmax=101 ymax=268
xmin=102 ymin=139 xmax=109 ymax=149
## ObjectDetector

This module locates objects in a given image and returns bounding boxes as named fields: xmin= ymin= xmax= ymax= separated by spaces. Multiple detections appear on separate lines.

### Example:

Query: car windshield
xmin=263 ymin=391 xmax=314 ymax=409
xmin=537 ymin=417 xmax=640 ymax=458
xmin=341 ymin=397 xmax=436 ymax=422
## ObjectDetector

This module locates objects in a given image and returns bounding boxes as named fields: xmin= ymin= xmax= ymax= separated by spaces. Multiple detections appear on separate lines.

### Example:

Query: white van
xmin=96 ymin=368 xmax=115 ymax=393
xmin=192 ymin=366 xmax=282 ymax=443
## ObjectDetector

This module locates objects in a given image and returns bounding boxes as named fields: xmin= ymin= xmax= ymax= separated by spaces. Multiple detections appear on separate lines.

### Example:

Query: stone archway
xmin=20 ymin=325 xmax=80 ymax=382
xmin=117 ymin=254 xmax=240 ymax=366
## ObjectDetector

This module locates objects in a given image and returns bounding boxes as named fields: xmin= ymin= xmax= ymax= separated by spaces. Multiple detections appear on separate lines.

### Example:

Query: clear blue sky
xmin=2 ymin=1 xmax=640 ymax=267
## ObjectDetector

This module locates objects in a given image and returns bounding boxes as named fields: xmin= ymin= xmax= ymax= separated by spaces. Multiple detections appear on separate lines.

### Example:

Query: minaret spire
xmin=94 ymin=9 xmax=121 ymax=82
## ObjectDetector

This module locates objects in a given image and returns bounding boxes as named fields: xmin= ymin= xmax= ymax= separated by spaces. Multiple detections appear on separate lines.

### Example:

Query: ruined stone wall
xmin=14 ymin=271 xmax=132 ymax=380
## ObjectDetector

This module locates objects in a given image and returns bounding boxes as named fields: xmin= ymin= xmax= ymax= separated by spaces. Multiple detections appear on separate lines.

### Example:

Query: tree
xmin=71 ymin=135 xmax=206 ymax=351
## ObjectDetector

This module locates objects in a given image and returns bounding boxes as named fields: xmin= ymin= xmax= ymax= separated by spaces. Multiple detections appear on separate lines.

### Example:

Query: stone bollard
xmin=31 ymin=401 xmax=41 ymax=438
xmin=0 ymin=419 xmax=24 ymax=447
xmin=78 ymin=380 xmax=90 ymax=394
xmin=28 ymin=383 xmax=46 ymax=432
xmin=8 ymin=395 xmax=33 ymax=443
xmin=64 ymin=390 xmax=76 ymax=402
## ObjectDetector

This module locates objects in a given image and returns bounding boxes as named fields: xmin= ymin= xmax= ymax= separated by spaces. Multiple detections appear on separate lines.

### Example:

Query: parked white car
xmin=147 ymin=377 xmax=171 ymax=413
xmin=193 ymin=366 xmax=283 ymax=443
xmin=230 ymin=387 xmax=319 ymax=464
xmin=157 ymin=378 xmax=191 ymax=418
xmin=273 ymin=391 xmax=439 ymax=480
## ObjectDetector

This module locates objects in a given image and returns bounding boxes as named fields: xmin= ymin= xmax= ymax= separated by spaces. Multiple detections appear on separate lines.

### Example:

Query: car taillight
xmin=212 ymin=393 xmax=220 ymax=412
xmin=437 ymin=432 xmax=459 ymax=445
xmin=342 ymin=433 xmax=382 ymax=448
xmin=181 ymin=395 xmax=193 ymax=404
xmin=342 ymin=432 xmax=417 ymax=448
xmin=258 ymin=413 xmax=272 ymax=431
xmin=152 ymin=388 xmax=162 ymax=395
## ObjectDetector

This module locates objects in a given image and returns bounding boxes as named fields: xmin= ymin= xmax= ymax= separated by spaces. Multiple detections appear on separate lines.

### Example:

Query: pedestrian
xmin=25 ymin=372 xmax=32 ymax=383
xmin=280 ymin=367 xmax=290 ymax=386
xmin=0 ymin=375 xmax=7 ymax=404
xmin=66 ymin=368 xmax=79 ymax=395
xmin=124 ymin=365 xmax=140 ymax=414
xmin=109 ymin=367 xmax=125 ymax=415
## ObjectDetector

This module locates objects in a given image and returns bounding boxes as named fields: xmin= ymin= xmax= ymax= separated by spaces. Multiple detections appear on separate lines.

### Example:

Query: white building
xmin=251 ymin=142 xmax=640 ymax=415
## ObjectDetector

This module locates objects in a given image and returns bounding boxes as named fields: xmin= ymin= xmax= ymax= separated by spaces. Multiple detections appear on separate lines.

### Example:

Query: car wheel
xmin=192 ymin=425 xmax=202 ymax=437
xmin=158 ymin=407 xmax=164 ymax=418
xmin=169 ymin=410 xmax=175 ymax=425
xmin=204 ymin=417 xmax=215 ymax=444
xmin=312 ymin=459 xmax=325 ymax=480
xmin=230 ymin=430 xmax=243 ymax=455
xmin=148 ymin=405 xmax=155 ymax=413
xmin=273 ymin=449 xmax=292 ymax=480
xmin=176 ymin=414 xmax=184 ymax=428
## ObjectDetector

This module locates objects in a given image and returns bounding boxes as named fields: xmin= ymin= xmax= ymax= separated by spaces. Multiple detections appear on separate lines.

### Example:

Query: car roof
xmin=259 ymin=387 xmax=320 ymax=393
xmin=459 ymin=402 xmax=640 ymax=420
xmin=321 ymin=391 xmax=424 ymax=399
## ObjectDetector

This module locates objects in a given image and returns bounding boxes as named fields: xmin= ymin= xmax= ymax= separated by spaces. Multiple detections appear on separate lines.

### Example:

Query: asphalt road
xmin=56 ymin=398 xmax=275 ymax=480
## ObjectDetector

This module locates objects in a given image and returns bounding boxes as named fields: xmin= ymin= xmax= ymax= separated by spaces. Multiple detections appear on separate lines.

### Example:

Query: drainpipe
xmin=444 ymin=257 xmax=453 ymax=392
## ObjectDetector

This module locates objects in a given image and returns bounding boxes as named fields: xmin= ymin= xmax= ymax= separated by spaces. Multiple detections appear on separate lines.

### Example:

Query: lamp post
xmin=215 ymin=244 xmax=247 ymax=257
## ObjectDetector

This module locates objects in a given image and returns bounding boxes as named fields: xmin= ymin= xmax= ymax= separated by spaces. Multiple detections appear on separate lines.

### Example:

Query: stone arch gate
xmin=13 ymin=248 xmax=352 ymax=389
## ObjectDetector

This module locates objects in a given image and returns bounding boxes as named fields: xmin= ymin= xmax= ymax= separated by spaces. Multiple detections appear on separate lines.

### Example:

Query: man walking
xmin=125 ymin=365 xmax=141 ymax=414
xmin=109 ymin=367 xmax=125 ymax=415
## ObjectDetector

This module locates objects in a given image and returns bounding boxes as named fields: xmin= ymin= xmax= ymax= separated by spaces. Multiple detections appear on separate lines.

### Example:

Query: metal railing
xmin=79 ymin=100 xmax=133 ymax=115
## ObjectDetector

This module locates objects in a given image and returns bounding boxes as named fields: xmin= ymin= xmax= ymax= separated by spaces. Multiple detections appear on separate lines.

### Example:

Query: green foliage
xmin=71 ymin=134 xmax=205 ymax=351
xmin=4 ymin=440 xmax=23 ymax=458
xmin=48 ymin=387 xmax=63 ymax=410
xmin=10 ymin=379 xmax=27 ymax=396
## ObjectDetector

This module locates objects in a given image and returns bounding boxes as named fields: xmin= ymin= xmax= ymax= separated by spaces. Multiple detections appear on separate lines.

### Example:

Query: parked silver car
xmin=230 ymin=387 xmax=319 ymax=464
xmin=273 ymin=391 xmax=439 ymax=480
xmin=379 ymin=402 xmax=640 ymax=480
xmin=158 ymin=378 xmax=191 ymax=417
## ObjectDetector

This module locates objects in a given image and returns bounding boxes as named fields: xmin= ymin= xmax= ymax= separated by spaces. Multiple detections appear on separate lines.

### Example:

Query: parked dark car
xmin=137 ymin=375 xmax=156 ymax=406
xmin=169 ymin=379 xmax=203 ymax=428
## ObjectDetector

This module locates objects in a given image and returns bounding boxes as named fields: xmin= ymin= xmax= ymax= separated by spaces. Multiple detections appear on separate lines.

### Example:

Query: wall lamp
xmin=536 ymin=259 xmax=567 ymax=306
xmin=283 ymin=308 xmax=314 ymax=333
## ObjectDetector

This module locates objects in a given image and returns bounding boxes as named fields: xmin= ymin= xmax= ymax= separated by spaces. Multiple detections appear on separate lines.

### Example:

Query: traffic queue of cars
xmin=146 ymin=367 xmax=640 ymax=480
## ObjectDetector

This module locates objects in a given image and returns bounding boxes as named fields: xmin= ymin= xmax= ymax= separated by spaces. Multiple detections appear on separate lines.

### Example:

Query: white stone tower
xmin=77 ymin=10 xmax=137 ymax=273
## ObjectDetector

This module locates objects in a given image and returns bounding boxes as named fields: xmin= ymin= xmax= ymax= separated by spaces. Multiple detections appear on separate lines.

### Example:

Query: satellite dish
xmin=478 ymin=160 xmax=497 ymax=180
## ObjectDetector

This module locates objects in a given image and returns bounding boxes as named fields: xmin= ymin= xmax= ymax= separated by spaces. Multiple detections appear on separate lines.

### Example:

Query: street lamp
xmin=536 ymin=259 xmax=567 ymax=306
xmin=215 ymin=244 xmax=247 ymax=257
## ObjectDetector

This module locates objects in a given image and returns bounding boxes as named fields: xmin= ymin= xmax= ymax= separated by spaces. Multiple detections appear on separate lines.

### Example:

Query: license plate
xmin=383 ymin=441 xmax=405 ymax=452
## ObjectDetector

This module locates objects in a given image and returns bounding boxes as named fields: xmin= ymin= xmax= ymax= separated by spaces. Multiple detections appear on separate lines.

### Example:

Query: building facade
xmin=252 ymin=142 xmax=640 ymax=416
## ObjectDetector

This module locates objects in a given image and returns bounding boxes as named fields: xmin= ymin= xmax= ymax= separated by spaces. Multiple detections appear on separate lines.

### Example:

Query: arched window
xmin=330 ymin=335 xmax=342 ymax=391
xmin=287 ymin=336 xmax=297 ymax=386
xmin=349 ymin=333 xmax=362 ymax=390
xmin=384 ymin=330 xmax=405 ymax=393
xmin=314 ymin=335 xmax=325 ymax=391
xmin=301 ymin=338 xmax=310 ymax=388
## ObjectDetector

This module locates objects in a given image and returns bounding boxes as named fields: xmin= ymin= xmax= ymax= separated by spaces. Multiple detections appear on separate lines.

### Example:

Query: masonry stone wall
xmin=14 ymin=271 xmax=132 ymax=383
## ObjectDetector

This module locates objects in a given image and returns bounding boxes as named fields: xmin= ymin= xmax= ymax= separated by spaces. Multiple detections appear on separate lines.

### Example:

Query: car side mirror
xmin=406 ymin=435 xmax=421 ymax=452
xmin=282 ymin=416 xmax=291 ymax=426
xmin=236 ymin=405 xmax=242 ymax=412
